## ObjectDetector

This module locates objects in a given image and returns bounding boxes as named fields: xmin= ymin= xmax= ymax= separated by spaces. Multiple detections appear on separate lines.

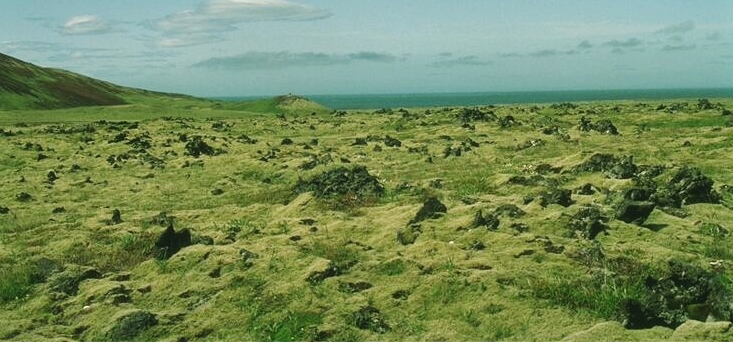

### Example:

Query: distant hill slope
xmin=0 ymin=52 xmax=330 ymax=113
xmin=0 ymin=52 xmax=197 ymax=110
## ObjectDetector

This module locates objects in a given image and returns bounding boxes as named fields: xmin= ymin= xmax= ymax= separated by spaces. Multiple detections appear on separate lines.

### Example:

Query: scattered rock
xmin=614 ymin=201 xmax=655 ymax=225
xmin=306 ymin=259 xmax=342 ymax=285
xmin=148 ymin=211 xmax=175 ymax=227
xmin=667 ymin=166 xmax=720 ymax=205
xmin=281 ymin=138 xmax=294 ymax=145
xmin=211 ymin=188 xmax=224 ymax=196
xmin=579 ymin=116 xmax=619 ymax=135
xmin=293 ymin=165 xmax=384 ymax=200
xmin=514 ymin=249 xmax=535 ymax=258
xmin=154 ymin=224 xmax=192 ymax=259
xmin=574 ymin=154 xmax=637 ymax=179
xmin=410 ymin=197 xmax=447 ymax=224
xmin=338 ymin=281 xmax=373 ymax=293
xmin=384 ymin=135 xmax=402 ymax=147
xmin=568 ymin=206 xmax=608 ymax=239
xmin=540 ymin=188 xmax=572 ymax=207
xmin=397 ymin=224 xmax=421 ymax=245
xmin=184 ymin=136 xmax=218 ymax=157
xmin=52 ymin=207 xmax=66 ymax=214
xmin=106 ymin=209 xmax=122 ymax=225
xmin=576 ymin=183 xmax=596 ymax=195
xmin=472 ymin=210 xmax=499 ymax=230
xmin=351 ymin=306 xmax=390 ymax=334
xmin=15 ymin=192 xmax=32 ymax=202
xmin=516 ymin=139 xmax=544 ymax=151
xmin=494 ymin=204 xmax=526 ymax=218
xmin=351 ymin=137 xmax=368 ymax=146
xmin=49 ymin=265 xmax=102 ymax=296
xmin=392 ymin=290 xmax=410 ymax=300
xmin=104 ymin=310 xmax=158 ymax=341
xmin=0 ymin=207 xmax=10 ymax=214
xmin=510 ymin=223 xmax=530 ymax=234
xmin=622 ymin=259 xmax=733 ymax=329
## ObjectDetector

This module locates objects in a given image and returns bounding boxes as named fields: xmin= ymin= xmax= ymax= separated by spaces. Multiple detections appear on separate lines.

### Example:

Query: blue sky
xmin=1 ymin=0 xmax=731 ymax=96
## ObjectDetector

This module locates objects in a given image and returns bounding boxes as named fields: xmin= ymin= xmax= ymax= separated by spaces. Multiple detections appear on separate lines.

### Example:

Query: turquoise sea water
xmin=215 ymin=88 xmax=733 ymax=110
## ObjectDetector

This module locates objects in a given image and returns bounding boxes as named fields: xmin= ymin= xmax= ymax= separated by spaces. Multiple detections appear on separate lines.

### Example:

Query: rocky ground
xmin=1 ymin=98 xmax=733 ymax=341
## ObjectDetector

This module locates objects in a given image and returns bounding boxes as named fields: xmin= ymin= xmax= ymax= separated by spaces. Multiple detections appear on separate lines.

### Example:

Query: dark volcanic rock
xmin=574 ymin=154 xmax=637 ymax=179
xmin=306 ymin=260 xmax=342 ymax=285
xmin=49 ymin=265 xmax=102 ymax=296
xmin=568 ymin=206 xmax=608 ymax=239
xmin=384 ymin=135 xmax=402 ymax=147
xmin=615 ymin=201 xmax=656 ymax=225
xmin=397 ymin=224 xmax=421 ymax=245
xmin=622 ymin=259 xmax=733 ymax=329
xmin=539 ymin=188 xmax=572 ymax=207
xmin=104 ymin=310 xmax=158 ymax=341
xmin=154 ymin=224 xmax=192 ymax=259
xmin=667 ymin=166 xmax=720 ymax=205
xmin=184 ymin=136 xmax=217 ymax=157
xmin=494 ymin=204 xmax=526 ymax=218
xmin=472 ymin=210 xmax=499 ymax=230
xmin=352 ymin=306 xmax=390 ymax=334
xmin=410 ymin=197 xmax=447 ymax=224
xmin=0 ymin=207 xmax=9 ymax=214
xmin=293 ymin=165 xmax=384 ymax=200
xmin=579 ymin=116 xmax=619 ymax=135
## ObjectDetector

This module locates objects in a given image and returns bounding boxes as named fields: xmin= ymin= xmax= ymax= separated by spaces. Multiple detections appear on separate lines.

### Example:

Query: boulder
xmin=293 ymin=165 xmax=384 ymax=201
xmin=154 ymin=224 xmax=191 ymax=259
xmin=540 ymin=188 xmax=572 ymax=207
xmin=104 ymin=310 xmax=157 ymax=341
xmin=615 ymin=201 xmax=656 ymax=225
xmin=410 ymin=197 xmax=447 ymax=224
xmin=568 ymin=206 xmax=607 ymax=239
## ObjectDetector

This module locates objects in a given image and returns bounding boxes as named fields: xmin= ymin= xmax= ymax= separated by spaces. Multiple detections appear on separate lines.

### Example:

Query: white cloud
xmin=655 ymin=21 xmax=695 ymax=35
xmin=61 ymin=15 xmax=114 ymax=35
xmin=152 ymin=0 xmax=332 ymax=46
xmin=193 ymin=51 xmax=398 ymax=69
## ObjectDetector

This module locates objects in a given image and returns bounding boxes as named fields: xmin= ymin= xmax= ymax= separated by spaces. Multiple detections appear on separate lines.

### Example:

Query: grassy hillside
xmin=1 ymin=97 xmax=732 ymax=341
xmin=0 ymin=52 xmax=322 ymax=114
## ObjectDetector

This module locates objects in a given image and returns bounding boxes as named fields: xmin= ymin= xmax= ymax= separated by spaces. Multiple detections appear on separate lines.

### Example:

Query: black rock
xmin=293 ymin=165 xmax=384 ymax=201
xmin=16 ymin=192 xmax=32 ymax=202
xmin=104 ymin=310 xmax=158 ymax=341
xmin=410 ymin=197 xmax=447 ymax=224
xmin=397 ymin=224 xmax=421 ymax=245
xmin=154 ymin=224 xmax=192 ymax=259
xmin=109 ymin=209 xmax=122 ymax=225
xmin=384 ymin=135 xmax=402 ymax=147
xmin=472 ymin=210 xmax=499 ymax=230
xmin=539 ymin=188 xmax=572 ymax=207
xmin=184 ymin=136 xmax=217 ymax=157
xmin=615 ymin=201 xmax=656 ymax=225
xmin=494 ymin=204 xmax=526 ymax=218
xmin=0 ymin=207 xmax=9 ymax=214
xmin=668 ymin=166 xmax=720 ymax=205
xmin=352 ymin=306 xmax=390 ymax=334
xmin=568 ymin=206 xmax=608 ymax=239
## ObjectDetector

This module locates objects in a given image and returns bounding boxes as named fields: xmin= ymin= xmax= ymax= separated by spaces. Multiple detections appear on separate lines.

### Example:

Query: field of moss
xmin=1 ymin=97 xmax=733 ymax=341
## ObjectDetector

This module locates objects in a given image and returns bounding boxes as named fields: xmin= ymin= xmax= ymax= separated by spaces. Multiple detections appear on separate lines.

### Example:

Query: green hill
xmin=0 ymin=52 xmax=327 ymax=113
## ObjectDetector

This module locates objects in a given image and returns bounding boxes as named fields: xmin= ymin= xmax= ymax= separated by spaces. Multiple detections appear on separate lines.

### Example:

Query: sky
xmin=0 ymin=0 xmax=732 ymax=97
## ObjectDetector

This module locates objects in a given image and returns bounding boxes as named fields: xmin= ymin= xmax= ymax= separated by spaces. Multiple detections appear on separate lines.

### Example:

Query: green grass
xmin=1 ymin=97 xmax=732 ymax=341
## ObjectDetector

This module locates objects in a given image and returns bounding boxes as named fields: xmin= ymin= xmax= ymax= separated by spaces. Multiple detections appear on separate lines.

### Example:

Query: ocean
xmin=215 ymin=88 xmax=733 ymax=110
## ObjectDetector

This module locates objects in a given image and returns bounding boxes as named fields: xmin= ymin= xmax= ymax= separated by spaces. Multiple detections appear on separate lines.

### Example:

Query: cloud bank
xmin=429 ymin=55 xmax=492 ymax=68
xmin=153 ymin=0 xmax=331 ymax=46
xmin=61 ymin=15 xmax=115 ymax=35
xmin=655 ymin=21 xmax=695 ymax=35
xmin=193 ymin=51 xmax=398 ymax=69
